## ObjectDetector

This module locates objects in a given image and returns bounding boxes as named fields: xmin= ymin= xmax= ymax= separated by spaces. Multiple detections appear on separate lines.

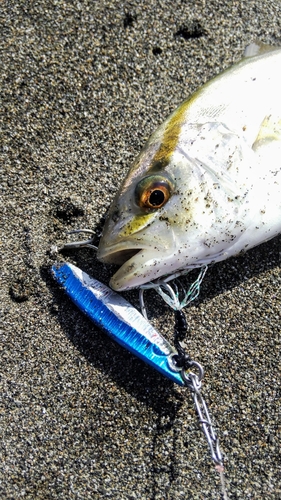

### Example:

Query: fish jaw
xmin=98 ymin=221 xmax=215 ymax=291
xmin=97 ymin=214 xmax=181 ymax=290
xmin=108 ymin=247 xmax=180 ymax=291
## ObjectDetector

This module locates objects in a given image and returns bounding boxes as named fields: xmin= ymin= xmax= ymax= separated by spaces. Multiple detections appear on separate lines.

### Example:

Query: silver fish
xmin=97 ymin=44 xmax=281 ymax=291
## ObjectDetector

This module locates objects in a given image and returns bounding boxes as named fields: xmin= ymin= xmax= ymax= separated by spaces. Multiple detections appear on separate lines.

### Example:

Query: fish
xmin=97 ymin=43 xmax=281 ymax=291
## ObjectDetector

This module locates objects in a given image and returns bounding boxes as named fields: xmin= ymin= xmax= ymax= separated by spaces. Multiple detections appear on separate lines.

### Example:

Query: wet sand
xmin=1 ymin=1 xmax=280 ymax=498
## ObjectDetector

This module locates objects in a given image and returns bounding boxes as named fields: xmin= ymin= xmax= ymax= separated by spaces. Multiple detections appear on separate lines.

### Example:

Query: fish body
xmin=98 ymin=45 xmax=281 ymax=291
xmin=52 ymin=262 xmax=184 ymax=385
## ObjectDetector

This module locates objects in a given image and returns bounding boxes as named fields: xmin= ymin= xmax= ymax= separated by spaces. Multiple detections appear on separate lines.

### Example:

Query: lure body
xmin=52 ymin=262 xmax=184 ymax=385
xmin=97 ymin=45 xmax=281 ymax=291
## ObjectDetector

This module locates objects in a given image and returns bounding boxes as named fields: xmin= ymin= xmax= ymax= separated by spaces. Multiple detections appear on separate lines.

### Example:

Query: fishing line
xmin=139 ymin=265 xmax=208 ymax=316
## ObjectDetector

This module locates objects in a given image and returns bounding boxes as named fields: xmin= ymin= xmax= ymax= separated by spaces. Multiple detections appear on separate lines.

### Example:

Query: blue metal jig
xmin=52 ymin=262 xmax=184 ymax=386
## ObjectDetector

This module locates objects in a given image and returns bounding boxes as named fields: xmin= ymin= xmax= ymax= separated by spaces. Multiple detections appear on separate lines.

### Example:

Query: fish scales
xmin=97 ymin=45 xmax=281 ymax=291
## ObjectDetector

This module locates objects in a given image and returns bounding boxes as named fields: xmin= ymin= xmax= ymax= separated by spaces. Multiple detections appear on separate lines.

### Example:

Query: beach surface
xmin=1 ymin=1 xmax=280 ymax=498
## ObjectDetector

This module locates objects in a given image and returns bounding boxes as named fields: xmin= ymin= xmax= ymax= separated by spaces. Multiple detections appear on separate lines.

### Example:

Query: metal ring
xmin=190 ymin=361 xmax=204 ymax=381
xmin=181 ymin=360 xmax=204 ymax=385
xmin=167 ymin=353 xmax=182 ymax=372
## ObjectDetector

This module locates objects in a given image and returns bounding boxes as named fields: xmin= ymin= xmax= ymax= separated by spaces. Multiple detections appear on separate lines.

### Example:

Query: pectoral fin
xmin=252 ymin=115 xmax=281 ymax=150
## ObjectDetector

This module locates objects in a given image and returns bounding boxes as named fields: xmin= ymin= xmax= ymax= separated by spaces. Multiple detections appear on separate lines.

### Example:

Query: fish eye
xmin=135 ymin=174 xmax=174 ymax=210
xmin=149 ymin=189 xmax=165 ymax=206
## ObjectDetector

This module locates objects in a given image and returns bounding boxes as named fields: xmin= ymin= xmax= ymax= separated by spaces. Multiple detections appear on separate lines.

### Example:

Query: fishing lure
xmin=52 ymin=261 xmax=184 ymax=385
xmin=52 ymin=261 xmax=228 ymax=500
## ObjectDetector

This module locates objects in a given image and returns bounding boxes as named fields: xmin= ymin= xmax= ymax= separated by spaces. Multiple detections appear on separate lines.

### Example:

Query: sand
xmin=1 ymin=1 xmax=280 ymax=498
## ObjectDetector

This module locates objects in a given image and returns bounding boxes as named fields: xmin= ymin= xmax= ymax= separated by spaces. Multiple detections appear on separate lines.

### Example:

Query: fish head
xmin=97 ymin=117 xmax=254 ymax=291
xmin=97 ymin=119 xmax=214 ymax=291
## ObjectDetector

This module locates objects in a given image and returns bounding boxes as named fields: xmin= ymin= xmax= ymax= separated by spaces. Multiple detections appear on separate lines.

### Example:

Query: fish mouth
xmin=98 ymin=248 xmax=142 ymax=266
xmin=97 ymin=243 xmax=144 ymax=266
xmin=97 ymin=241 xmax=168 ymax=291
xmin=97 ymin=242 xmax=146 ymax=290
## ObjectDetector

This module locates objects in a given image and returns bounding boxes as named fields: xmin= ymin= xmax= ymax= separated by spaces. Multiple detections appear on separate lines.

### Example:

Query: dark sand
xmin=1 ymin=1 xmax=280 ymax=498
